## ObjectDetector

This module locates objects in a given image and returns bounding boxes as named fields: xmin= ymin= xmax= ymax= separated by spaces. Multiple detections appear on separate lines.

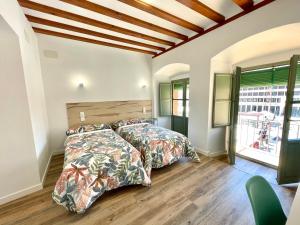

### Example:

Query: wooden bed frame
xmin=66 ymin=100 xmax=152 ymax=128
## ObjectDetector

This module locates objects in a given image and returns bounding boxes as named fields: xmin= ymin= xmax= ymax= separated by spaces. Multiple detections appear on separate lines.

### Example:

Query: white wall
xmin=0 ymin=18 xmax=40 ymax=203
xmin=0 ymin=0 xmax=49 ymax=204
xmin=152 ymin=0 xmax=300 ymax=155
xmin=235 ymin=48 xmax=300 ymax=69
xmin=38 ymin=35 xmax=152 ymax=152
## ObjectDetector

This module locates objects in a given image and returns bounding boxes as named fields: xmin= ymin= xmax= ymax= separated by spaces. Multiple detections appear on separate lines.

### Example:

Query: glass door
xmin=277 ymin=55 xmax=300 ymax=184
xmin=171 ymin=79 xmax=189 ymax=136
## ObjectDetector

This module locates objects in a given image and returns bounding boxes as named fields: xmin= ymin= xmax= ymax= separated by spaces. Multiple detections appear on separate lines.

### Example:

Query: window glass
xmin=270 ymin=106 xmax=275 ymax=113
xmin=173 ymin=83 xmax=184 ymax=99
xmin=241 ymin=105 xmax=245 ymax=112
xmin=257 ymin=106 xmax=262 ymax=112
xmin=173 ymin=100 xmax=184 ymax=116
xmin=186 ymin=100 xmax=189 ymax=117
xmin=288 ymin=121 xmax=300 ymax=139
xmin=186 ymin=84 xmax=189 ymax=99
xmin=291 ymin=104 xmax=300 ymax=119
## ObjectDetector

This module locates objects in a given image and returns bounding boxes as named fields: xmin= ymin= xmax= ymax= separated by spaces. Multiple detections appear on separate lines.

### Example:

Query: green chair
xmin=246 ymin=176 xmax=287 ymax=225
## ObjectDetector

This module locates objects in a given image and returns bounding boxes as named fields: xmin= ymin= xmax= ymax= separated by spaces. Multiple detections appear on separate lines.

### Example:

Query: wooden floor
xmin=0 ymin=154 xmax=297 ymax=225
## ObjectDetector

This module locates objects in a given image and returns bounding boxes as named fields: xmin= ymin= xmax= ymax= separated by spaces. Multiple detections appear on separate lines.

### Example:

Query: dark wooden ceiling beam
xmin=60 ymin=0 xmax=187 ymax=40
xmin=26 ymin=15 xmax=164 ymax=51
xmin=118 ymin=0 xmax=203 ymax=33
xmin=154 ymin=0 xmax=275 ymax=58
xmin=33 ymin=27 xmax=156 ymax=55
xmin=233 ymin=0 xmax=254 ymax=10
xmin=175 ymin=0 xmax=225 ymax=23
xmin=18 ymin=0 xmax=175 ymax=46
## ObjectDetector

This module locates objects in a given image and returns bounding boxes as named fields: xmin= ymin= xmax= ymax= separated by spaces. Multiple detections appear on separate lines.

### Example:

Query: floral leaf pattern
xmin=117 ymin=124 xmax=200 ymax=177
xmin=52 ymin=129 xmax=151 ymax=213
xmin=111 ymin=118 xmax=154 ymax=130
xmin=66 ymin=124 xmax=112 ymax=136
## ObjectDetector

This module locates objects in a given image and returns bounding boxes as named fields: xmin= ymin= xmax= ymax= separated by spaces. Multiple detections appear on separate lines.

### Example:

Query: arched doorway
xmin=211 ymin=23 xmax=300 ymax=184
xmin=153 ymin=63 xmax=190 ymax=135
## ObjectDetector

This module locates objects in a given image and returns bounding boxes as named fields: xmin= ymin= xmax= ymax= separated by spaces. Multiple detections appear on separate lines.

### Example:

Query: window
xmin=242 ymin=105 xmax=246 ymax=112
xmin=270 ymin=106 xmax=275 ymax=113
xmin=172 ymin=83 xmax=184 ymax=116
xmin=275 ymin=106 xmax=280 ymax=116
xmin=258 ymin=106 xmax=262 ymax=112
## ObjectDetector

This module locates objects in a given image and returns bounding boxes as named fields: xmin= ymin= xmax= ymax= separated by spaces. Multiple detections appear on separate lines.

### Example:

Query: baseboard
xmin=0 ymin=183 xmax=42 ymax=205
xmin=209 ymin=151 xmax=227 ymax=157
xmin=52 ymin=149 xmax=64 ymax=155
xmin=196 ymin=148 xmax=227 ymax=157
xmin=41 ymin=152 xmax=53 ymax=186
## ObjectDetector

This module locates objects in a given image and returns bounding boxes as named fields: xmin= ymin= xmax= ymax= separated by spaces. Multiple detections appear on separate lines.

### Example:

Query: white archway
xmin=208 ymin=22 xmax=300 ymax=156
xmin=153 ymin=63 xmax=191 ymax=129
xmin=154 ymin=63 xmax=190 ymax=80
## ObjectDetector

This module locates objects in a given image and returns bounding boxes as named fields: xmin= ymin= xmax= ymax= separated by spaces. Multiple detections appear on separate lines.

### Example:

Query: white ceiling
xmin=21 ymin=0 xmax=264 ymax=54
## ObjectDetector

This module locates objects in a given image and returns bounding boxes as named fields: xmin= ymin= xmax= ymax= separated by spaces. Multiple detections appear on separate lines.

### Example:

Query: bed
xmin=52 ymin=124 xmax=151 ymax=213
xmin=113 ymin=120 xmax=200 ymax=176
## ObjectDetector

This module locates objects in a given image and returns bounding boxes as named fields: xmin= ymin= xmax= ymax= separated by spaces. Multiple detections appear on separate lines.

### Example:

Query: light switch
xmin=142 ymin=107 xmax=147 ymax=114
xmin=80 ymin=112 xmax=85 ymax=121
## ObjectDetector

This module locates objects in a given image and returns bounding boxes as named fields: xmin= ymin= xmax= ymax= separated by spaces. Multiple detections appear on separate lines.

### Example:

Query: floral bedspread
xmin=52 ymin=129 xmax=151 ymax=213
xmin=116 ymin=123 xmax=200 ymax=176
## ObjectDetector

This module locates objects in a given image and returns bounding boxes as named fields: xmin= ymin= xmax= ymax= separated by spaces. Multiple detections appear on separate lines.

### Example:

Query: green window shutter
xmin=159 ymin=83 xmax=171 ymax=116
xmin=212 ymin=73 xmax=233 ymax=127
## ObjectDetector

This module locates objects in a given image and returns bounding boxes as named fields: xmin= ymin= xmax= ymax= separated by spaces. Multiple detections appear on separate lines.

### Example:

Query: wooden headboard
xmin=66 ymin=100 xmax=152 ymax=128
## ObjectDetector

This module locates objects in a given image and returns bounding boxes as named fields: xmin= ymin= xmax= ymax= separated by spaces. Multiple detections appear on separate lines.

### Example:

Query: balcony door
xmin=277 ymin=55 xmax=300 ymax=184
xmin=171 ymin=79 xmax=189 ymax=136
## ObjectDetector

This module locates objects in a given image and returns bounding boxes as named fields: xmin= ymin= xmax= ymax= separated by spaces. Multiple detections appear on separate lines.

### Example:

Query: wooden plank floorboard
xmin=0 ymin=154 xmax=296 ymax=225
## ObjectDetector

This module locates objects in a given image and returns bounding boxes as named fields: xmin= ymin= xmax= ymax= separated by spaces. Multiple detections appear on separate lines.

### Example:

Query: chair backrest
xmin=246 ymin=176 xmax=287 ymax=225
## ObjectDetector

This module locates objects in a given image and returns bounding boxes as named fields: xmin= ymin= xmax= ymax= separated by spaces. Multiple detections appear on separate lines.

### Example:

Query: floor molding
xmin=0 ymin=183 xmax=42 ymax=205
xmin=52 ymin=149 xmax=64 ymax=155
xmin=41 ymin=152 xmax=53 ymax=186
xmin=0 ymin=151 xmax=58 ymax=206
xmin=197 ymin=148 xmax=227 ymax=157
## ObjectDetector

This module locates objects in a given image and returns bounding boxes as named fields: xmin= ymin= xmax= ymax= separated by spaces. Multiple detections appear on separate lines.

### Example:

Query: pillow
xmin=66 ymin=123 xmax=111 ymax=136
xmin=111 ymin=118 xmax=154 ymax=130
